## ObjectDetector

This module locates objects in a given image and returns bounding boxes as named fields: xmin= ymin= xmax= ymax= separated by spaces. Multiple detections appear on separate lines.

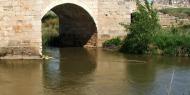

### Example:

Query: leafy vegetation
xmin=120 ymin=0 xmax=160 ymax=54
xmin=151 ymin=26 xmax=190 ymax=56
xmin=102 ymin=0 xmax=190 ymax=56
xmin=103 ymin=37 xmax=122 ymax=49
xmin=42 ymin=11 xmax=59 ymax=46
xmin=159 ymin=8 xmax=190 ymax=19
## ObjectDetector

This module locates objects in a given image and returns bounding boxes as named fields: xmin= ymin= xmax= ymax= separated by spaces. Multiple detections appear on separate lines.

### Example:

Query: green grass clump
xmin=151 ymin=26 xmax=190 ymax=56
xmin=103 ymin=37 xmax=122 ymax=49
xmin=159 ymin=8 xmax=190 ymax=19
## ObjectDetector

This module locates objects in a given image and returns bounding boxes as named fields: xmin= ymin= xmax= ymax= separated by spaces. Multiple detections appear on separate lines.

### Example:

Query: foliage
xmin=120 ymin=0 xmax=160 ymax=54
xmin=103 ymin=37 xmax=122 ymax=49
xmin=151 ymin=26 xmax=190 ymax=56
xmin=42 ymin=11 xmax=59 ymax=46
xmin=159 ymin=8 xmax=190 ymax=19
xmin=42 ymin=11 xmax=58 ymax=23
xmin=103 ymin=0 xmax=190 ymax=56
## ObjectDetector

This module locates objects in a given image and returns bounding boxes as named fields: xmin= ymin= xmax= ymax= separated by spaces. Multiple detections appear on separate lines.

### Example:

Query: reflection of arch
xmin=59 ymin=48 xmax=97 ymax=73
xmin=42 ymin=48 xmax=97 ymax=95
xmin=41 ymin=0 xmax=97 ymax=25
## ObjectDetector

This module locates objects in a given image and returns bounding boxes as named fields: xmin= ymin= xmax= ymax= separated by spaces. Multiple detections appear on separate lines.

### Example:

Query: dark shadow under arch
xmin=42 ymin=3 xmax=97 ymax=47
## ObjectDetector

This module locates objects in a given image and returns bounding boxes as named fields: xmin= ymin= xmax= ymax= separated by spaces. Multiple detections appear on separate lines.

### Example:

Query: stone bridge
xmin=0 ymin=0 xmax=136 ymax=58
xmin=0 ymin=0 xmax=189 ymax=59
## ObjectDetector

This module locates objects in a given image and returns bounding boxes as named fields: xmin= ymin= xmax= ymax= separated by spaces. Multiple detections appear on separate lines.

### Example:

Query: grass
xmin=103 ymin=37 xmax=122 ymax=49
xmin=158 ymin=8 xmax=190 ymax=53
xmin=150 ymin=26 xmax=190 ymax=56
xmin=159 ymin=8 xmax=190 ymax=19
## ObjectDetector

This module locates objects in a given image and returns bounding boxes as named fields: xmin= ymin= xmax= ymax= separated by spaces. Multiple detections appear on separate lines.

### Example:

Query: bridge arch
xmin=41 ymin=0 xmax=97 ymax=47
xmin=41 ymin=0 xmax=97 ymax=24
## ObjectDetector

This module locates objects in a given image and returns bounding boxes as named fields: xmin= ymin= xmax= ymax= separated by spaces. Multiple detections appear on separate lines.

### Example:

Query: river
xmin=0 ymin=47 xmax=190 ymax=95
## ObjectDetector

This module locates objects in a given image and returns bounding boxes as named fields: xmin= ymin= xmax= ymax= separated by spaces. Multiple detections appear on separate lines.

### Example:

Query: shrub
xmin=103 ymin=37 xmax=122 ymax=49
xmin=120 ymin=0 xmax=160 ymax=54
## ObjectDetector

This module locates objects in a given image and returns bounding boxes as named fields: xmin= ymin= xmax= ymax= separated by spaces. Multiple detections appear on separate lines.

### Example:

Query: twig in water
xmin=167 ymin=69 xmax=175 ymax=95
xmin=127 ymin=60 xmax=147 ymax=63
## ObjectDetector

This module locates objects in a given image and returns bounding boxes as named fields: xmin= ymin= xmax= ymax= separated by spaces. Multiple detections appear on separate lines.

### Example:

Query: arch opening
xmin=41 ymin=3 xmax=97 ymax=48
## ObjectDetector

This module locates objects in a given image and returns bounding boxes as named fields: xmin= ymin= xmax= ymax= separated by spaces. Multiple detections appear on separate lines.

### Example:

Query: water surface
xmin=0 ymin=48 xmax=190 ymax=95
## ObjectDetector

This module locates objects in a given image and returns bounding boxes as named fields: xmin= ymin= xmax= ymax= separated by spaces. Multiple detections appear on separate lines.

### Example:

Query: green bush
xmin=120 ymin=0 xmax=160 ymax=54
xmin=103 ymin=37 xmax=122 ymax=48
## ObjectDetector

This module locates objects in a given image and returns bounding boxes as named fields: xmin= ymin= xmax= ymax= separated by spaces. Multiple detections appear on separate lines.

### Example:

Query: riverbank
xmin=103 ymin=24 xmax=190 ymax=57
xmin=149 ymin=26 xmax=190 ymax=56
xmin=103 ymin=26 xmax=190 ymax=57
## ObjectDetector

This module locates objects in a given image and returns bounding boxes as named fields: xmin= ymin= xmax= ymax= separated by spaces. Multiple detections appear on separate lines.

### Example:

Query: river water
xmin=0 ymin=47 xmax=190 ymax=95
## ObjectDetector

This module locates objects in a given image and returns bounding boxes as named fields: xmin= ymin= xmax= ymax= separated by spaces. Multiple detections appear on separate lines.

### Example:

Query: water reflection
xmin=125 ymin=55 xmax=156 ymax=95
xmin=59 ymin=48 xmax=97 ymax=73
xmin=0 ymin=60 xmax=43 ymax=95
xmin=125 ymin=55 xmax=190 ymax=95
xmin=43 ymin=48 xmax=97 ymax=95
xmin=0 ymin=48 xmax=190 ymax=95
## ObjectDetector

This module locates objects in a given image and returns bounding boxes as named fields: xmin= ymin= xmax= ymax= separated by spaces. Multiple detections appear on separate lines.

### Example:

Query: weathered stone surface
xmin=159 ymin=12 xmax=190 ymax=27
xmin=0 ymin=47 xmax=7 ymax=57
xmin=154 ymin=0 xmax=190 ymax=7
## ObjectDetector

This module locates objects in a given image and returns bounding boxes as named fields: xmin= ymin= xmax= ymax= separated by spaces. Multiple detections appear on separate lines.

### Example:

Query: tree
xmin=120 ymin=0 xmax=160 ymax=54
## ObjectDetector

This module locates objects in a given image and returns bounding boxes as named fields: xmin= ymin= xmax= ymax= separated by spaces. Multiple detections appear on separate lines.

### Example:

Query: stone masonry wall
xmin=159 ymin=12 xmax=190 ymax=27
xmin=0 ymin=0 xmax=42 ymax=58
xmin=97 ymin=0 xmax=136 ymax=46
xmin=154 ymin=0 xmax=190 ymax=7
